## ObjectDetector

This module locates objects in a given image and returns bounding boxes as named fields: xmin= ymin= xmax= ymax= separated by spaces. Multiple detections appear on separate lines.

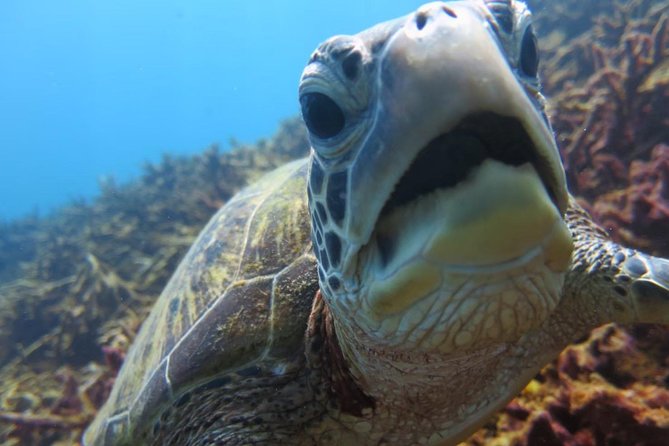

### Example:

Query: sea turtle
xmin=84 ymin=1 xmax=669 ymax=445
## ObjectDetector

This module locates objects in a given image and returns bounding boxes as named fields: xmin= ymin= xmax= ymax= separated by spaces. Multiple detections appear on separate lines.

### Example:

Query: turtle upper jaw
xmin=360 ymin=108 xmax=573 ymax=274
xmin=367 ymin=110 xmax=573 ymax=271
xmin=346 ymin=1 xmax=568 ymax=251
xmin=378 ymin=112 xmax=561 ymax=220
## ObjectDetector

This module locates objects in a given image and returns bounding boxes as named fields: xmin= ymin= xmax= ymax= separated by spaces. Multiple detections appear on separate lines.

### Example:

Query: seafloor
xmin=0 ymin=0 xmax=667 ymax=445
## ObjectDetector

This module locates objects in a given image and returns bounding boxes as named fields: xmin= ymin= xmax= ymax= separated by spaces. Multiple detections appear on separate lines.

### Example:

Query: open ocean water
xmin=0 ymin=0 xmax=419 ymax=221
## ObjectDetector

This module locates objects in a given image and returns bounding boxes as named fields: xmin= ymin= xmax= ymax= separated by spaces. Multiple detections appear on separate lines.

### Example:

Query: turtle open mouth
xmin=379 ymin=112 xmax=558 ymax=219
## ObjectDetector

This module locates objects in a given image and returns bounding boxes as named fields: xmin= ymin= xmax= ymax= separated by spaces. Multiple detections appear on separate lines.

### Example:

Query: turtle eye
xmin=300 ymin=92 xmax=345 ymax=139
xmin=519 ymin=25 xmax=539 ymax=78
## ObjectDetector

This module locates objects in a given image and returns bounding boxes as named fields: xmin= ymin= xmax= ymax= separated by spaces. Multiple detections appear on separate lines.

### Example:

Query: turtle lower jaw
xmin=360 ymin=160 xmax=573 ymax=317
xmin=378 ymin=112 xmax=563 ymax=220
xmin=374 ymin=159 xmax=572 ymax=268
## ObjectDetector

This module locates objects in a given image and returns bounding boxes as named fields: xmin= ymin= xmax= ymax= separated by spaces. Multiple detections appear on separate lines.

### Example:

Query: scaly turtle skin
xmin=84 ymin=1 xmax=669 ymax=445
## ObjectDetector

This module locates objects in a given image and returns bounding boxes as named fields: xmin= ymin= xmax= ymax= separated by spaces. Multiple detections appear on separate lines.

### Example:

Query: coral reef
xmin=0 ymin=0 xmax=667 ymax=445
xmin=592 ymin=144 xmax=669 ymax=254
xmin=536 ymin=0 xmax=669 ymax=255
xmin=466 ymin=325 xmax=669 ymax=445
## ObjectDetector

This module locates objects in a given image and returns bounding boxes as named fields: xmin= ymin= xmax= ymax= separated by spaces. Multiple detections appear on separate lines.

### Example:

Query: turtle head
xmin=300 ymin=1 xmax=573 ymax=353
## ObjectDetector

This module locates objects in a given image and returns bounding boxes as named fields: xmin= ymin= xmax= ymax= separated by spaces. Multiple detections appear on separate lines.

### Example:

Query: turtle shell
xmin=84 ymin=158 xmax=319 ymax=445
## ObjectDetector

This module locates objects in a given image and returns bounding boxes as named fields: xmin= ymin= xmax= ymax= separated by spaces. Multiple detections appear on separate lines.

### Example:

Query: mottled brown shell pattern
xmin=85 ymin=158 xmax=319 ymax=445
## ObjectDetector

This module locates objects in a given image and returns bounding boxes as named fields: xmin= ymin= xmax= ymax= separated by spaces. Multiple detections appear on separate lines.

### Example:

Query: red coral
xmin=593 ymin=144 xmax=669 ymax=252
xmin=51 ymin=372 xmax=83 ymax=416
xmin=547 ymin=12 xmax=669 ymax=254
xmin=467 ymin=325 xmax=669 ymax=445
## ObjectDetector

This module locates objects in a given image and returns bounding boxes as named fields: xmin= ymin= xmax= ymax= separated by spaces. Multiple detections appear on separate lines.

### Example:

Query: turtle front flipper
xmin=614 ymin=250 xmax=669 ymax=324
xmin=563 ymin=241 xmax=669 ymax=332
xmin=559 ymin=198 xmax=669 ymax=333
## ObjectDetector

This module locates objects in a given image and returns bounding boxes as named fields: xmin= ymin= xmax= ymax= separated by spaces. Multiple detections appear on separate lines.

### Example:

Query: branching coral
xmin=545 ymin=4 xmax=669 ymax=255
xmin=467 ymin=325 xmax=669 ymax=445
xmin=531 ymin=0 xmax=668 ymax=93
xmin=592 ymin=144 xmax=669 ymax=252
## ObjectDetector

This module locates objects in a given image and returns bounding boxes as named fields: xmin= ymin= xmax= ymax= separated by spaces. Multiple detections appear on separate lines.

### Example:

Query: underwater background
xmin=0 ymin=0 xmax=420 ymax=221
xmin=0 ymin=0 xmax=668 ymax=444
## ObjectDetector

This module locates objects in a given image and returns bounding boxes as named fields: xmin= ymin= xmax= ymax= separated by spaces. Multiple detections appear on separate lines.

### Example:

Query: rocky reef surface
xmin=533 ymin=0 xmax=669 ymax=255
xmin=0 ymin=122 xmax=310 ymax=445
xmin=0 ymin=0 xmax=667 ymax=444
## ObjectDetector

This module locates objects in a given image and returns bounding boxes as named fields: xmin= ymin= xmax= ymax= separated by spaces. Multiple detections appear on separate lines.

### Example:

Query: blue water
xmin=0 ymin=0 xmax=420 ymax=220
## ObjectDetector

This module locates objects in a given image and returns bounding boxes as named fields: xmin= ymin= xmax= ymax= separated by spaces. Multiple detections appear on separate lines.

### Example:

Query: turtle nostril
xmin=415 ymin=5 xmax=456 ymax=31
xmin=415 ymin=12 xmax=428 ymax=30
xmin=442 ymin=6 xmax=457 ymax=18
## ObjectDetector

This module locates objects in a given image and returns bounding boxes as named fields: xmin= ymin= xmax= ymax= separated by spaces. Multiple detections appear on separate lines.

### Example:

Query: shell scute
xmin=167 ymin=276 xmax=274 ymax=387
xmin=265 ymin=254 xmax=319 ymax=358
xmin=128 ymin=360 xmax=171 ymax=440
xmin=84 ymin=159 xmax=314 ymax=445
xmin=236 ymin=165 xmax=312 ymax=280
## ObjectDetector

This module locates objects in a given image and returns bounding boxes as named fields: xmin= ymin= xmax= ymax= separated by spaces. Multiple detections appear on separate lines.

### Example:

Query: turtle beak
xmin=623 ymin=253 xmax=669 ymax=324
xmin=346 ymin=1 xmax=567 ymax=252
